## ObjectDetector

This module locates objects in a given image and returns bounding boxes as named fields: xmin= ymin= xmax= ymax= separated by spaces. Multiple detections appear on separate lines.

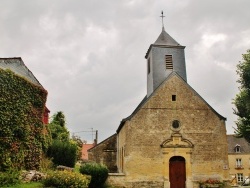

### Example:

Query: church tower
xmin=145 ymin=19 xmax=187 ymax=97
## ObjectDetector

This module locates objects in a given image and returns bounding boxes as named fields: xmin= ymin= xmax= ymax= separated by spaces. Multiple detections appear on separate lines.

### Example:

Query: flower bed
xmin=199 ymin=179 xmax=225 ymax=188
xmin=43 ymin=170 xmax=90 ymax=188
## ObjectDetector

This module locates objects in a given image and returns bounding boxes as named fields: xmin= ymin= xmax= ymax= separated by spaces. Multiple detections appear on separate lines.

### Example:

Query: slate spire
xmin=146 ymin=13 xmax=187 ymax=97
xmin=154 ymin=27 xmax=180 ymax=46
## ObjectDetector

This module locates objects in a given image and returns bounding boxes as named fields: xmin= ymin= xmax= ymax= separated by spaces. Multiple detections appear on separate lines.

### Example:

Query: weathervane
xmin=160 ymin=11 xmax=165 ymax=29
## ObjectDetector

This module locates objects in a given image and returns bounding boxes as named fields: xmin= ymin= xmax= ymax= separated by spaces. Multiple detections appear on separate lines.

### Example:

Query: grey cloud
xmin=1 ymin=0 xmax=250 ymax=142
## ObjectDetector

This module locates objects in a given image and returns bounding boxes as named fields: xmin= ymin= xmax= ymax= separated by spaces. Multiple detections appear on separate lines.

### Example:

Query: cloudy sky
xmin=1 ymin=0 xmax=250 ymax=142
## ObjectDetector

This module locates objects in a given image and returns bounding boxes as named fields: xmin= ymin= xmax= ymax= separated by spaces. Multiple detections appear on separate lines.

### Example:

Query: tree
xmin=51 ymin=111 xmax=66 ymax=127
xmin=47 ymin=111 xmax=78 ymax=167
xmin=48 ymin=111 xmax=69 ymax=142
xmin=71 ymin=135 xmax=85 ymax=160
xmin=233 ymin=49 xmax=250 ymax=142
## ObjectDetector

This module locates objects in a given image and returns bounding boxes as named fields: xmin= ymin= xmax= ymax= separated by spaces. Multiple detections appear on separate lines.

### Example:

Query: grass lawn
xmin=1 ymin=182 xmax=43 ymax=188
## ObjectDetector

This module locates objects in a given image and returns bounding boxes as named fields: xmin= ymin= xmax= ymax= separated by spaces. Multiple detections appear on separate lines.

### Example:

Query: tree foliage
xmin=47 ymin=140 xmax=78 ymax=167
xmin=48 ymin=111 xmax=69 ymax=142
xmin=47 ymin=112 xmax=79 ymax=167
xmin=72 ymin=135 xmax=84 ymax=160
xmin=51 ymin=111 xmax=66 ymax=127
xmin=233 ymin=49 xmax=250 ymax=142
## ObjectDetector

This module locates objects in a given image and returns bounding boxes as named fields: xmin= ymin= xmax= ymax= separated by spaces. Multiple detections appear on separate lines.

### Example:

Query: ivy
xmin=0 ymin=69 xmax=49 ymax=171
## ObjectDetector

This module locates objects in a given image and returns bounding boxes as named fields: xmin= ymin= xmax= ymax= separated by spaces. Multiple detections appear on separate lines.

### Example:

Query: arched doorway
xmin=169 ymin=156 xmax=186 ymax=188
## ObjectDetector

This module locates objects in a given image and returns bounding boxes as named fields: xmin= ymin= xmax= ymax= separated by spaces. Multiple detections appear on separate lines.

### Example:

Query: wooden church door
xmin=169 ymin=156 xmax=186 ymax=188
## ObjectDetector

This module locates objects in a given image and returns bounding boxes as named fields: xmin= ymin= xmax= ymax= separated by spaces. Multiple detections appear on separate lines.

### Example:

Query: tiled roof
xmin=227 ymin=135 xmax=250 ymax=153
xmin=0 ymin=57 xmax=42 ymax=87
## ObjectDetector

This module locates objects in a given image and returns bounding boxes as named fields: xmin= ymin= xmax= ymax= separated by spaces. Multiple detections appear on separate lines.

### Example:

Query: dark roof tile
xmin=227 ymin=135 xmax=250 ymax=153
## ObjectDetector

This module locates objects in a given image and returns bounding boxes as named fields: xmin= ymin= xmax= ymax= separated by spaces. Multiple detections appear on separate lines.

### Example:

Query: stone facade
xmin=115 ymin=74 xmax=229 ymax=188
xmin=88 ymin=134 xmax=117 ymax=173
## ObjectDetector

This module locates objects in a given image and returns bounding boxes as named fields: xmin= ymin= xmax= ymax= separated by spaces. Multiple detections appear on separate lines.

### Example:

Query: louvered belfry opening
xmin=165 ymin=55 xmax=173 ymax=70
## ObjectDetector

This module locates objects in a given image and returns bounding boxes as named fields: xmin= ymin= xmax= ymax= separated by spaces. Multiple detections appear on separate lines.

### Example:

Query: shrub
xmin=79 ymin=163 xmax=108 ymax=188
xmin=0 ymin=170 xmax=20 ymax=187
xmin=47 ymin=139 xmax=78 ymax=167
xmin=43 ymin=170 xmax=90 ymax=188
xmin=40 ymin=154 xmax=53 ymax=171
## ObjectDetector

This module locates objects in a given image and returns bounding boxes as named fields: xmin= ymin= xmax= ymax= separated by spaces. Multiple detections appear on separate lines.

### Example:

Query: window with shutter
xmin=165 ymin=55 xmax=173 ymax=70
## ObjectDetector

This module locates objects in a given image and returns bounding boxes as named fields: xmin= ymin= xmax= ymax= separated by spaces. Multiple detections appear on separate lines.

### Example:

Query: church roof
xmin=145 ymin=28 xmax=185 ymax=59
xmin=0 ymin=57 xmax=42 ymax=87
xmin=117 ymin=72 xmax=226 ymax=133
xmin=154 ymin=27 xmax=180 ymax=46
xmin=227 ymin=135 xmax=250 ymax=153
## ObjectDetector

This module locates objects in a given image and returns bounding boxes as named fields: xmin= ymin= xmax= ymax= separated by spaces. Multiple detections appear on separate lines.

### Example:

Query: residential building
xmin=227 ymin=135 xmax=250 ymax=186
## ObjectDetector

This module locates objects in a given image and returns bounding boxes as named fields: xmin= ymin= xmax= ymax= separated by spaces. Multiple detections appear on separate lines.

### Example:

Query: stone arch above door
xmin=160 ymin=133 xmax=194 ymax=148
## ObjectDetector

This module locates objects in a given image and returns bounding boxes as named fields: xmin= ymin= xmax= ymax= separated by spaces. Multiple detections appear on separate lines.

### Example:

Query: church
xmin=88 ymin=16 xmax=230 ymax=188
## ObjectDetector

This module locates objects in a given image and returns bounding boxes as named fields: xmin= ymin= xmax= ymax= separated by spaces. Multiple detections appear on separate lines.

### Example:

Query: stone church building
xmin=89 ymin=25 xmax=230 ymax=188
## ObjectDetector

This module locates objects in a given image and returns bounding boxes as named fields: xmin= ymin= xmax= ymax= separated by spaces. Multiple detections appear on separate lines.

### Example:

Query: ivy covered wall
xmin=0 ymin=68 xmax=49 ymax=171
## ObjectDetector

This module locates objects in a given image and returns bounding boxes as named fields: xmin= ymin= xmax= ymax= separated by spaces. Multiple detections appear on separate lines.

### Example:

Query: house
xmin=88 ymin=134 xmax=117 ymax=172
xmin=227 ymin=135 xmax=250 ymax=186
xmin=0 ymin=57 xmax=50 ymax=124
xmin=90 ymin=24 xmax=230 ymax=187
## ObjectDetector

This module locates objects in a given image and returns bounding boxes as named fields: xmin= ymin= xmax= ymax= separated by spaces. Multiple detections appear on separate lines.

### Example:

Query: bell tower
xmin=145 ymin=12 xmax=187 ymax=97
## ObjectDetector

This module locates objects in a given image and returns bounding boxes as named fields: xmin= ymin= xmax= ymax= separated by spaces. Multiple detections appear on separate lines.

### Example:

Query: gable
xmin=117 ymin=72 xmax=226 ymax=133
xmin=0 ymin=57 xmax=42 ymax=87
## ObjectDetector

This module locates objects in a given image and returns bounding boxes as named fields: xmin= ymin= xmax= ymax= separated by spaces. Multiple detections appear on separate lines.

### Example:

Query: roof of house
xmin=0 ymin=57 xmax=42 ymax=87
xmin=88 ymin=134 xmax=117 ymax=152
xmin=81 ymin=144 xmax=95 ymax=160
xmin=116 ymin=72 xmax=226 ymax=133
xmin=227 ymin=134 xmax=250 ymax=153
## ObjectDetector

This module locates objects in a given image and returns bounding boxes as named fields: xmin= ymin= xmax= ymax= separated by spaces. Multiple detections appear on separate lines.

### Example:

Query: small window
xmin=147 ymin=58 xmax=150 ymax=74
xmin=235 ymin=144 xmax=241 ymax=153
xmin=236 ymin=158 xmax=242 ymax=168
xmin=172 ymin=95 xmax=176 ymax=101
xmin=237 ymin=173 xmax=244 ymax=183
xmin=165 ymin=55 xmax=173 ymax=70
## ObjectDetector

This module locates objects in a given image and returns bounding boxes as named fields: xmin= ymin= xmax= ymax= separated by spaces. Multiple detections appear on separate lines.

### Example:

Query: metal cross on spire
xmin=160 ymin=11 xmax=165 ymax=29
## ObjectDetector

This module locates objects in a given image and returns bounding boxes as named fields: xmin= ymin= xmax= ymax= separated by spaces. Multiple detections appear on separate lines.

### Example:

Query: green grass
xmin=0 ymin=182 xmax=43 ymax=188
